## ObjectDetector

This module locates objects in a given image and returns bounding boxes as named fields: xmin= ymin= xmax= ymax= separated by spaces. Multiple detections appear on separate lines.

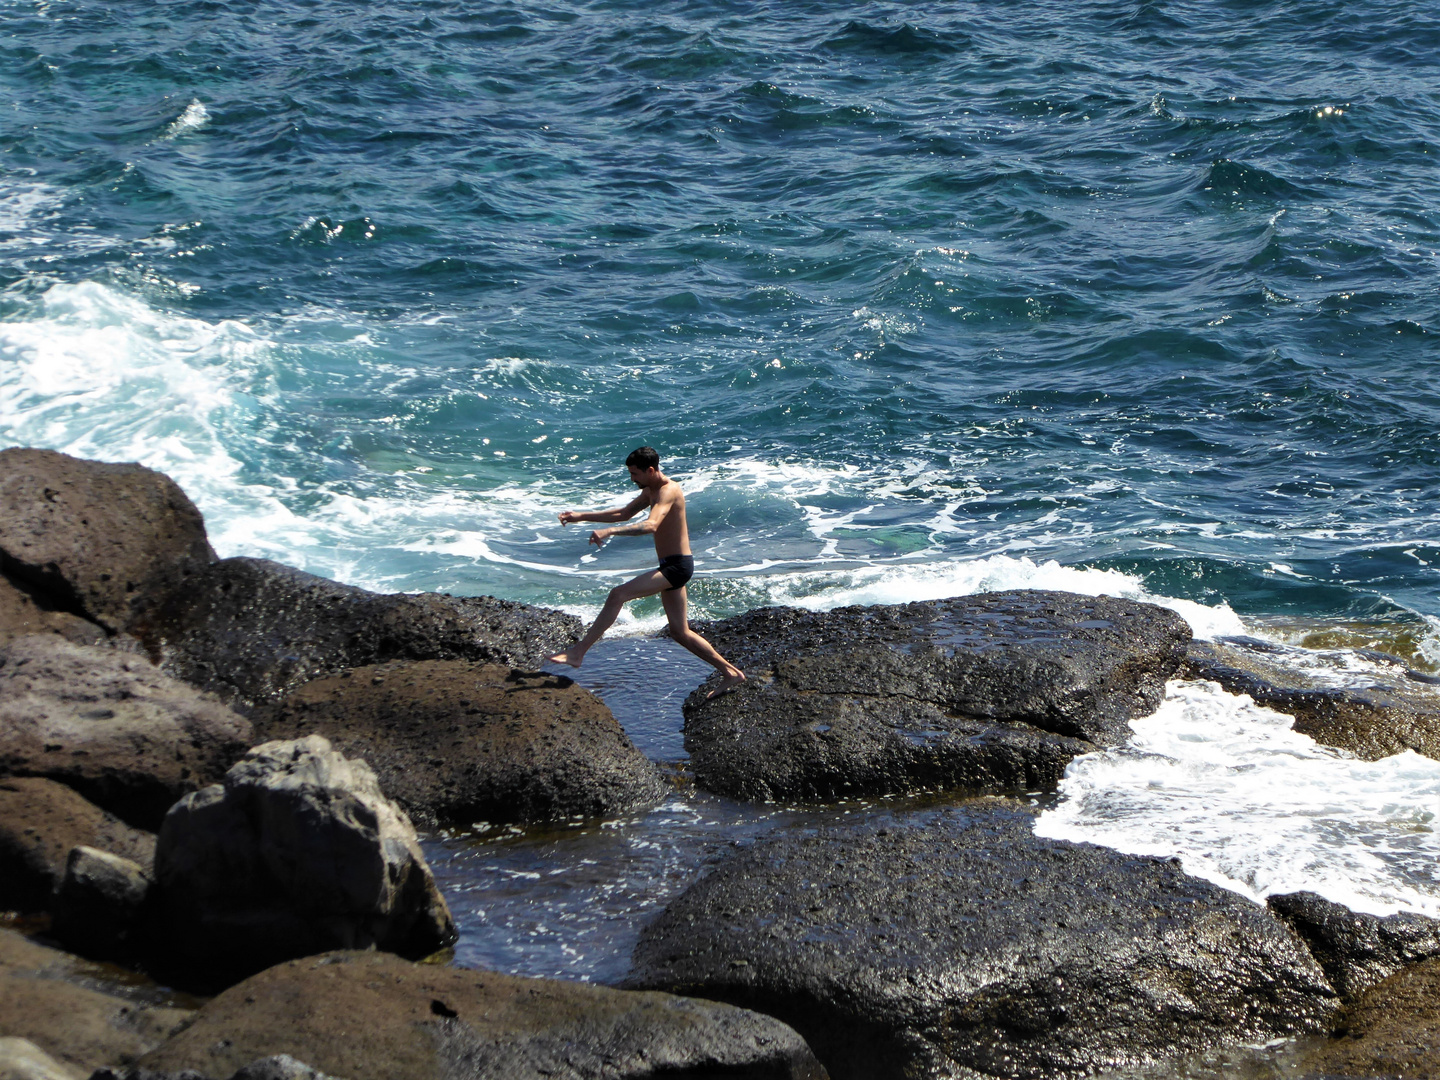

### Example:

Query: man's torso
xmin=645 ymin=480 xmax=690 ymax=559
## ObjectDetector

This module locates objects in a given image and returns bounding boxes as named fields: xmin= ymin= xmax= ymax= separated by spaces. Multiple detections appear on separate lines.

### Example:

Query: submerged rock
xmin=0 ymin=777 xmax=155 ymax=913
xmin=684 ymin=590 xmax=1189 ymax=801
xmin=1301 ymin=954 xmax=1440 ymax=1078
xmin=1268 ymin=891 xmax=1440 ymax=1002
xmin=1182 ymin=637 xmax=1440 ymax=762
xmin=624 ymin=801 xmax=1336 ymax=1080
xmin=0 ymin=636 xmax=253 ymax=829
xmin=0 ymin=449 xmax=214 ymax=636
xmin=134 ymin=949 xmax=825 ymax=1080
xmin=147 ymin=558 xmax=581 ymax=711
xmin=258 ymin=660 xmax=663 ymax=827
xmin=153 ymin=735 xmax=455 ymax=990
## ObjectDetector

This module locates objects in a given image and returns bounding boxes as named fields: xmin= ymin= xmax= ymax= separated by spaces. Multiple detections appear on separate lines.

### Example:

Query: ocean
xmin=4 ymin=0 xmax=1440 ymax=1001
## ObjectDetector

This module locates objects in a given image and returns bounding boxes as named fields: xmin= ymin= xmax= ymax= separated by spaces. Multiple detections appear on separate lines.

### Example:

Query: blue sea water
xmin=6 ymin=0 xmax=1440 ymax=1013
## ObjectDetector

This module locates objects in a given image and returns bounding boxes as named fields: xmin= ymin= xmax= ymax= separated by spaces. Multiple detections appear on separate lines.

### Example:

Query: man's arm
xmin=587 ymin=488 xmax=674 ymax=546
xmin=558 ymin=493 xmax=647 ymax=526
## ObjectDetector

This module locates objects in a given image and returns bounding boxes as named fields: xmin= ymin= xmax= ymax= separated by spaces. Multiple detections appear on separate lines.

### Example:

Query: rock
xmin=0 ymin=636 xmax=253 ymax=830
xmin=0 ymin=928 xmax=189 ymax=1076
xmin=1267 ymin=891 xmax=1440 ymax=1002
xmin=136 ymin=949 xmax=826 ymax=1080
xmin=624 ymin=801 xmax=1336 ymax=1080
xmin=1301 ymin=954 xmax=1440 ymax=1078
xmin=230 ymin=1056 xmax=340 ymax=1080
xmin=0 ymin=777 xmax=155 ymax=913
xmin=683 ymin=590 xmax=1189 ymax=802
xmin=0 ymin=449 xmax=214 ymax=635
xmin=152 ymin=736 xmax=455 ymax=990
xmin=0 ymin=1038 xmax=82 ymax=1080
xmin=1182 ymin=637 xmax=1440 ymax=762
xmin=52 ymin=847 xmax=152 ymax=962
xmin=146 ymin=558 xmax=582 ymax=711
xmin=257 ymin=661 xmax=664 ymax=827
xmin=0 ymin=578 xmax=105 ymax=648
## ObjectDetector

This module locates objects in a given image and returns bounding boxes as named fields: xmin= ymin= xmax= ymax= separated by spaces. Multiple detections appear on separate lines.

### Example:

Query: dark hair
xmin=625 ymin=446 xmax=660 ymax=470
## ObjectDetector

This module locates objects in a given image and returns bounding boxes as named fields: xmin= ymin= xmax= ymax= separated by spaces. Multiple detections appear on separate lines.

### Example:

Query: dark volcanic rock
xmin=1268 ymin=891 xmax=1440 ymax=1002
xmin=0 ymin=449 xmax=214 ymax=635
xmin=148 ymin=558 xmax=581 ymax=710
xmin=257 ymin=661 xmax=663 ymax=827
xmin=136 ymin=949 xmax=826 ymax=1080
xmin=1182 ymin=638 xmax=1440 ymax=762
xmin=684 ymin=590 xmax=1189 ymax=801
xmin=153 ymin=736 xmax=455 ymax=991
xmin=1301 ymin=954 xmax=1440 ymax=1078
xmin=0 ymin=636 xmax=252 ymax=829
xmin=624 ymin=801 xmax=1336 ymax=1080
xmin=0 ymin=777 xmax=155 ymax=913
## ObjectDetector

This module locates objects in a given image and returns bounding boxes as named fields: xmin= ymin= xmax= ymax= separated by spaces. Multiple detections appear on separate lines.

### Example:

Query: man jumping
xmin=547 ymin=446 xmax=746 ymax=698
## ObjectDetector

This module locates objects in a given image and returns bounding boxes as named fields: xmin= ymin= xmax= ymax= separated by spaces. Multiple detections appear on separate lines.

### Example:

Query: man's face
xmin=628 ymin=465 xmax=655 ymax=487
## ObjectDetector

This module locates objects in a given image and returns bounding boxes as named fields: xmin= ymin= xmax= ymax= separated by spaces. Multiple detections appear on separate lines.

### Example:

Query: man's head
xmin=625 ymin=445 xmax=661 ymax=487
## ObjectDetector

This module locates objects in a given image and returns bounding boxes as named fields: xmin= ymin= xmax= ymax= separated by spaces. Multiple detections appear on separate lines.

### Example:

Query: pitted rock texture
xmin=0 ymin=636 xmax=253 ymax=829
xmin=1182 ymin=637 xmax=1440 ymax=762
xmin=0 ymin=449 xmax=215 ymax=635
xmin=257 ymin=661 xmax=663 ymax=827
xmin=154 ymin=736 xmax=456 ymax=991
xmin=1268 ymin=891 xmax=1440 ymax=1002
xmin=1301 ymin=954 xmax=1440 ymax=1079
xmin=135 ymin=950 xmax=826 ymax=1080
xmin=148 ymin=558 xmax=581 ymax=711
xmin=624 ymin=801 xmax=1336 ymax=1080
xmin=0 ymin=777 xmax=155 ymax=913
xmin=683 ymin=590 xmax=1189 ymax=801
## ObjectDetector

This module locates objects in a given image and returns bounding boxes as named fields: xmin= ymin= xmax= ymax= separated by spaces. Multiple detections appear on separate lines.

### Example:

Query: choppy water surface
xmin=5 ymin=0 xmax=1440 ymax=1033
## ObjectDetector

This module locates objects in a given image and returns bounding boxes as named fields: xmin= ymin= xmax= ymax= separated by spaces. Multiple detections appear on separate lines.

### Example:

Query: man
xmin=547 ymin=447 xmax=746 ymax=698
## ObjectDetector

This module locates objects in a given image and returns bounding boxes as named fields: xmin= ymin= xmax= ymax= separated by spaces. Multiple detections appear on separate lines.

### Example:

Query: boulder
xmin=1267 ymin=891 xmax=1440 ymax=1002
xmin=52 ymin=846 xmax=152 ymax=962
xmin=624 ymin=801 xmax=1336 ymax=1080
xmin=93 ymin=1056 xmax=340 ymax=1080
xmin=1182 ymin=637 xmax=1440 ymax=762
xmin=257 ymin=661 xmax=664 ymax=827
xmin=135 ymin=949 xmax=825 ymax=1080
xmin=0 ymin=578 xmax=105 ymax=648
xmin=0 ymin=928 xmax=189 ymax=1076
xmin=0 ymin=777 xmax=155 ymax=913
xmin=153 ymin=736 xmax=455 ymax=990
xmin=0 ymin=636 xmax=252 ymax=829
xmin=1301 ymin=954 xmax=1440 ymax=1078
xmin=0 ymin=1038 xmax=82 ymax=1080
xmin=0 ymin=449 xmax=214 ymax=635
xmin=684 ymin=591 xmax=1189 ymax=801
xmin=146 ymin=558 xmax=582 ymax=711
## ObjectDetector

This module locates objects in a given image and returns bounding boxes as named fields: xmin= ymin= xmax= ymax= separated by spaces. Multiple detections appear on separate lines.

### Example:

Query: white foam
xmin=1036 ymin=679 xmax=1440 ymax=917
xmin=162 ymin=100 xmax=209 ymax=139
xmin=0 ymin=178 xmax=64 ymax=246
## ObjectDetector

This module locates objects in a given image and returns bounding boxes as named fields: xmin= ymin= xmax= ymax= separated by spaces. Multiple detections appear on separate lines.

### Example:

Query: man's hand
xmin=588 ymin=529 xmax=610 ymax=547
xmin=559 ymin=511 xmax=580 ymax=525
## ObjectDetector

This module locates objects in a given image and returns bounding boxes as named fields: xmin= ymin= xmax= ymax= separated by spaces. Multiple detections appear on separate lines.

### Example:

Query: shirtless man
xmin=547 ymin=446 xmax=746 ymax=698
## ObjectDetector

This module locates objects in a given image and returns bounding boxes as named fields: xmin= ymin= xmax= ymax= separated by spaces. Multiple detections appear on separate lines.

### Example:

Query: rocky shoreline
xmin=3 ymin=448 xmax=1440 ymax=1080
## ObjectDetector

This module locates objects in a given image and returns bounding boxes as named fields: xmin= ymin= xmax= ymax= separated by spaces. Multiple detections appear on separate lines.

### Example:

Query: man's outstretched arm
xmin=558 ymin=493 xmax=647 ymax=526
xmin=586 ymin=490 xmax=674 ymax=546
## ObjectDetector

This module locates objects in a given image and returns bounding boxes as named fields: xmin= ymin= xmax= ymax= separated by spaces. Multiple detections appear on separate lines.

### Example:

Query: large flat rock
xmin=624 ymin=801 xmax=1336 ymax=1080
xmin=136 ymin=949 xmax=826 ymax=1080
xmin=0 ymin=449 xmax=214 ymax=635
xmin=683 ymin=590 xmax=1189 ymax=801
xmin=257 ymin=661 xmax=664 ymax=827
xmin=0 ymin=636 xmax=253 ymax=829
xmin=147 ymin=557 xmax=582 ymax=711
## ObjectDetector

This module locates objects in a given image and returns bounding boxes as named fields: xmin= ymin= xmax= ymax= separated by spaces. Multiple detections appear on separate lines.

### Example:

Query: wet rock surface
xmin=624 ymin=800 xmax=1336 ymax=1080
xmin=1182 ymin=637 xmax=1440 ymax=762
xmin=684 ymin=591 xmax=1189 ymax=801
xmin=0 ymin=449 xmax=214 ymax=636
xmin=0 ymin=777 xmax=155 ymax=913
xmin=148 ymin=558 xmax=582 ymax=711
xmin=0 ymin=637 xmax=252 ymax=830
xmin=1301 ymin=954 xmax=1440 ymax=1078
xmin=136 ymin=949 xmax=826 ymax=1080
xmin=1268 ymin=891 xmax=1440 ymax=1002
xmin=257 ymin=660 xmax=664 ymax=828
xmin=153 ymin=735 xmax=455 ymax=990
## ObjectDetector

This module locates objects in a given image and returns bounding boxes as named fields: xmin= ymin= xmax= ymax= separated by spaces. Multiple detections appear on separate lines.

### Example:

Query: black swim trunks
xmin=658 ymin=554 xmax=694 ymax=591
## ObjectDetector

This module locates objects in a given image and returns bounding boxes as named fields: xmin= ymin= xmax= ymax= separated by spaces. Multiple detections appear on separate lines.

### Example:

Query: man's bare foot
xmin=548 ymin=650 xmax=584 ymax=669
xmin=705 ymin=670 xmax=746 ymax=700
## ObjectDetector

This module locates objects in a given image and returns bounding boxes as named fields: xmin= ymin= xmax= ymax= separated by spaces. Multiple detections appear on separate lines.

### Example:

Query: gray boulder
xmin=52 ymin=847 xmax=152 ymax=963
xmin=0 ymin=777 xmax=155 ymax=913
xmin=153 ymin=736 xmax=455 ymax=990
xmin=0 ymin=448 xmax=214 ymax=635
xmin=684 ymin=590 xmax=1189 ymax=801
xmin=0 ymin=636 xmax=252 ymax=829
xmin=146 ymin=558 xmax=581 ymax=711
xmin=1268 ymin=891 xmax=1440 ymax=1002
xmin=0 ymin=1038 xmax=81 ymax=1080
xmin=624 ymin=801 xmax=1336 ymax=1080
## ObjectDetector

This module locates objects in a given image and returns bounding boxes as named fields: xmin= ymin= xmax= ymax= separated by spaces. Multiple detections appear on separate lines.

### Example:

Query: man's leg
xmin=660 ymin=586 xmax=746 ymax=698
xmin=548 ymin=570 xmax=668 ymax=668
